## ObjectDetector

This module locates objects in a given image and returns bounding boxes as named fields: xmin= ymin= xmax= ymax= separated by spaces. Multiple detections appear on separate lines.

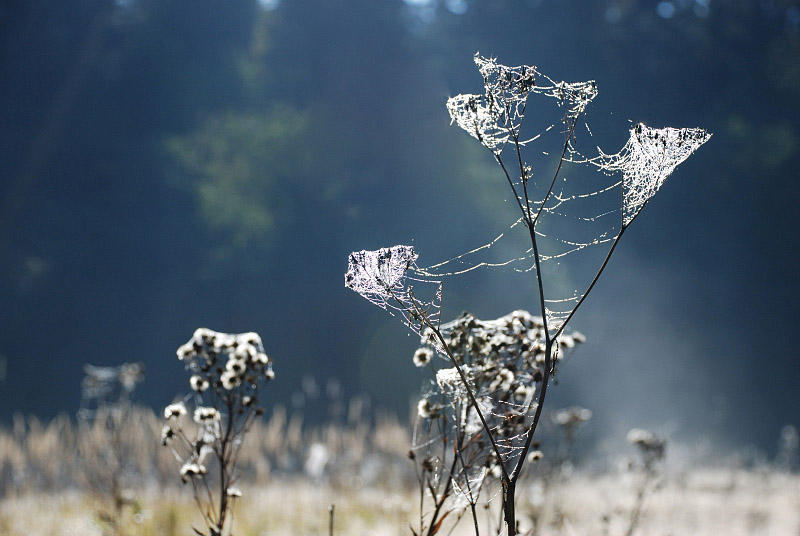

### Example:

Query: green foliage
xmin=167 ymin=104 xmax=314 ymax=258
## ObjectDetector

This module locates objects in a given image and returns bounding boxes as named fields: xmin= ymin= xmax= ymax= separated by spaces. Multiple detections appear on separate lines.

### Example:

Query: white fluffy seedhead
xmin=175 ymin=328 xmax=274 ymax=394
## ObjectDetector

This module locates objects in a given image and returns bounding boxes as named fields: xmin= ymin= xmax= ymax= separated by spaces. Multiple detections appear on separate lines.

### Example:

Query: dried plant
xmin=345 ymin=53 xmax=710 ymax=535
xmin=775 ymin=424 xmax=799 ymax=472
xmin=624 ymin=428 xmax=667 ymax=536
xmin=408 ymin=310 xmax=583 ymax=535
xmin=161 ymin=328 xmax=275 ymax=536
xmin=551 ymin=406 xmax=592 ymax=468
xmin=77 ymin=361 xmax=145 ymax=535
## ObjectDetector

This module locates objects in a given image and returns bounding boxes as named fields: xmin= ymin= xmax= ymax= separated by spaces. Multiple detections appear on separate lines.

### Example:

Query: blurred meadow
xmin=1 ymin=403 xmax=799 ymax=535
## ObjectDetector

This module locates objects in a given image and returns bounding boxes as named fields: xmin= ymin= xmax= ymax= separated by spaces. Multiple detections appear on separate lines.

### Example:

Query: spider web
xmin=446 ymin=54 xmax=598 ymax=155
xmin=346 ymin=54 xmax=708 ymax=339
xmin=424 ymin=55 xmax=709 ymax=334
xmin=594 ymin=123 xmax=713 ymax=226
xmin=345 ymin=245 xmax=443 ymax=337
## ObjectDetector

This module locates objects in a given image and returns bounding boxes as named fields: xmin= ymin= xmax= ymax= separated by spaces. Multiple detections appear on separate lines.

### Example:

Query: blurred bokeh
xmin=0 ymin=0 xmax=798 ymax=455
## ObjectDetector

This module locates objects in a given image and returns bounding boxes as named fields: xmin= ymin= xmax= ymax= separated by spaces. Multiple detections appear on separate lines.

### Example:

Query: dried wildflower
xmin=193 ymin=407 xmax=221 ymax=423
xmin=407 ymin=307 xmax=587 ymax=533
xmin=252 ymin=352 xmax=270 ymax=365
xmin=488 ymin=460 xmax=504 ymax=479
xmin=413 ymin=347 xmax=433 ymax=367
xmin=234 ymin=343 xmax=254 ymax=361
xmin=161 ymin=425 xmax=175 ymax=446
xmin=225 ymin=358 xmax=246 ymax=376
xmin=164 ymin=328 xmax=276 ymax=536
xmin=180 ymin=462 xmax=208 ymax=479
xmin=552 ymin=406 xmax=593 ymax=428
xmin=416 ymin=309 xmax=585 ymax=459
xmin=176 ymin=342 xmax=195 ymax=360
xmin=526 ymin=450 xmax=544 ymax=462
xmin=164 ymin=402 xmax=187 ymax=420
xmin=417 ymin=397 xmax=438 ymax=419
xmin=190 ymin=375 xmax=209 ymax=393
xmin=627 ymin=428 xmax=666 ymax=453
xmin=348 ymin=51 xmax=706 ymax=536
xmin=221 ymin=370 xmax=242 ymax=390
xmin=78 ymin=360 xmax=146 ymax=529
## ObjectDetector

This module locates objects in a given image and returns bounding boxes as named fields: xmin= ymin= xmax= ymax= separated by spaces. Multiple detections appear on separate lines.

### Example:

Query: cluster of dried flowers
xmin=162 ymin=328 xmax=274 ymax=536
xmin=627 ymin=428 xmax=667 ymax=469
xmin=410 ymin=310 xmax=584 ymax=529
xmin=77 ymin=361 xmax=146 ymax=533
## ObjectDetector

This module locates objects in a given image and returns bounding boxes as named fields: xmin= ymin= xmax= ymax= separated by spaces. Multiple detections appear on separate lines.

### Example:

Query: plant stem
xmin=402 ymin=293 xmax=510 ymax=485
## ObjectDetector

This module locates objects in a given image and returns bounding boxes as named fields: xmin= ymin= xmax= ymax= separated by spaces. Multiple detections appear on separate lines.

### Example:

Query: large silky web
xmin=428 ymin=55 xmax=709 ymax=333
xmin=446 ymin=55 xmax=598 ymax=155
xmin=346 ymin=56 xmax=708 ymax=337
xmin=596 ymin=123 xmax=713 ymax=226
xmin=345 ymin=245 xmax=443 ymax=337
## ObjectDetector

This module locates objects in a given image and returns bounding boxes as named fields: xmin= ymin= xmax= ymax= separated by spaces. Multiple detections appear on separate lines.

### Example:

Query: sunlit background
xmin=1 ymin=0 xmax=798 ymax=457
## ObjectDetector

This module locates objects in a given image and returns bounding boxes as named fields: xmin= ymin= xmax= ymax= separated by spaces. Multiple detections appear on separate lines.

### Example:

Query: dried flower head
xmin=552 ymin=406 xmax=593 ymax=428
xmin=190 ymin=375 xmax=209 ymax=393
xmin=165 ymin=328 xmax=276 ymax=536
xmin=627 ymin=428 xmax=666 ymax=452
xmin=526 ymin=450 xmax=544 ymax=463
xmin=417 ymin=397 xmax=438 ymax=420
xmin=161 ymin=425 xmax=175 ymax=446
xmin=164 ymin=402 xmax=187 ymax=420
xmin=193 ymin=406 xmax=221 ymax=423
xmin=180 ymin=462 xmax=208 ymax=479
xmin=221 ymin=370 xmax=242 ymax=390
xmin=413 ymin=347 xmax=433 ymax=367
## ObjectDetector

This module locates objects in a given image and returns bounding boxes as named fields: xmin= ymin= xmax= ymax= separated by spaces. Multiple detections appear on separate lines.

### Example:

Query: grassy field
xmin=2 ymin=469 xmax=798 ymax=535
xmin=1 ymin=407 xmax=798 ymax=535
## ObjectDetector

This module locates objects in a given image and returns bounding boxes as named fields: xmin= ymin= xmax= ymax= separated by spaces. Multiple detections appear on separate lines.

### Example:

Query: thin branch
xmin=552 ymin=226 xmax=626 ymax=341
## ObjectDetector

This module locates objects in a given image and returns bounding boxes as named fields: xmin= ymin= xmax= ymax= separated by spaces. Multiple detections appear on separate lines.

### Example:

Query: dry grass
xmin=1 ymin=407 xmax=798 ymax=535
xmin=1 ymin=470 xmax=798 ymax=535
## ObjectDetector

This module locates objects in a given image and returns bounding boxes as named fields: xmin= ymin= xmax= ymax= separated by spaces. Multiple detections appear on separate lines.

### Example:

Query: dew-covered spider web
xmin=348 ymin=55 xmax=709 ymax=336
xmin=404 ymin=54 xmax=709 ymax=334
xmin=595 ymin=123 xmax=712 ymax=226
xmin=345 ymin=245 xmax=443 ymax=337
